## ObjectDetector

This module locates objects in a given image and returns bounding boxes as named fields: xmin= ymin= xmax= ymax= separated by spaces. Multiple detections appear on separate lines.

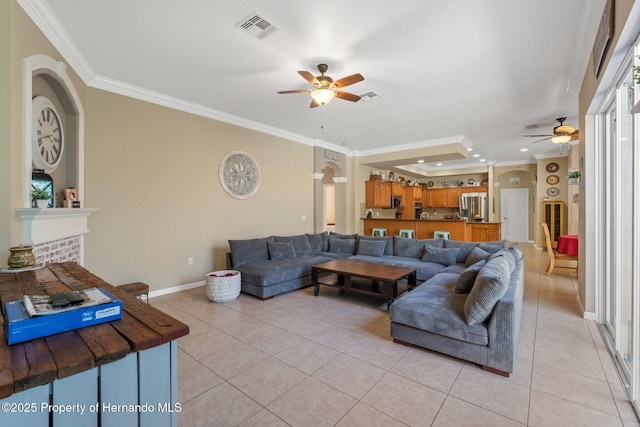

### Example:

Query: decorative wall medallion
xmin=219 ymin=151 xmax=260 ymax=199
xmin=546 ymin=186 xmax=560 ymax=197
xmin=545 ymin=162 xmax=559 ymax=173
xmin=546 ymin=174 xmax=559 ymax=185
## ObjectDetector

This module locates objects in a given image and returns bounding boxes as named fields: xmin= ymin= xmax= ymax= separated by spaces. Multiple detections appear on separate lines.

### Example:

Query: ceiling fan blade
xmin=531 ymin=136 xmax=553 ymax=144
xmin=309 ymin=98 xmax=320 ymax=108
xmin=335 ymin=91 xmax=361 ymax=102
xmin=298 ymin=70 xmax=319 ymax=86
xmin=570 ymin=130 xmax=579 ymax=141
xmin=333 ymin=73 xmax=364 ymax=88
xmin=277 ymin=89 xmax=311 ymax=94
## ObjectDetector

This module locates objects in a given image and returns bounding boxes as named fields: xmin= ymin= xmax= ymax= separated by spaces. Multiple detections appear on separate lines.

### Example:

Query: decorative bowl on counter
xmin=473 ymin=217 xmax=484 ymax=222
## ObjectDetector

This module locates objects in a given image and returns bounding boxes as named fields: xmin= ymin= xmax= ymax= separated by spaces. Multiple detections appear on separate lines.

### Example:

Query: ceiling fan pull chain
xmin=320 ymin=105 xmax=326 ymax=134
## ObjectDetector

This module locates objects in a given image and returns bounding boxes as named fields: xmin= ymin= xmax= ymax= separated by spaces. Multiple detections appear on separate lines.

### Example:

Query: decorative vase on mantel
xmin=36 ymin=199 xmax=48 ymax=208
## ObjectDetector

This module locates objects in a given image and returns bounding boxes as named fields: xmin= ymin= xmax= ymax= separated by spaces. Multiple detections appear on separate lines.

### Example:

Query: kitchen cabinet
xmin=446 ymin=188 xmax=462 ymax=208
xmin=471 ymin=223 xmax=501 ymax=242
xmin=403 ymin=185 xmax=422 ymax=202
xmin=365 ymin=180 xmax=391 ymax=208
xmin=423 ymin=188 xmax=460 ymax=208
xmin=391 ymin=182 xmax=403 ymax=197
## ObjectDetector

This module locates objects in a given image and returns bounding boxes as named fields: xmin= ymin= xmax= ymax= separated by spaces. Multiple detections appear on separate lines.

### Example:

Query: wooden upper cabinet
xmin=365 ymin=181 xmax=391 ymax=208
xmin=391 ymin=182 xmax=403 ymax=197
xmin=447 ymin=188 xmax=462 ymax=208
xmin=430 ymin=189 xmax=447 ymax=208
xmin=403 ymin=185 xmax=422 ymax=202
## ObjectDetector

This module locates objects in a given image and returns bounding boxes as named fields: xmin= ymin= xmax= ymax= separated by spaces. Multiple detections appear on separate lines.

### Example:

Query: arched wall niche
xmin=22 ymin=54 xmax=84 ymax=207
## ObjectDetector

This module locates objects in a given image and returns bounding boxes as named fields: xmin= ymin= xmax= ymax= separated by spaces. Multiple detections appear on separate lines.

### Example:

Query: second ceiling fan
xmin=277 ymin=63 xmax=364 ymax=108
xmin=523 ymin=117 xmax=579 ymax=144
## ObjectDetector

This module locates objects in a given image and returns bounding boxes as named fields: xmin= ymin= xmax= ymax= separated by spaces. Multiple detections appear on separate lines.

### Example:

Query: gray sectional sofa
xmin=227 ymin=232 xmax=524 ymax=375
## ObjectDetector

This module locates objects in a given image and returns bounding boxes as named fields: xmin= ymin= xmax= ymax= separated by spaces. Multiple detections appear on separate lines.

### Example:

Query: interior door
xmin=501 ymin=189 xmax=529 ymax=242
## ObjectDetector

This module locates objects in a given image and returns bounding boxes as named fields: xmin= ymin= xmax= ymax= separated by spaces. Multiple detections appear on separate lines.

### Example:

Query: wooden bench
xmin=117 ymin=282 xmax=150 ymax=303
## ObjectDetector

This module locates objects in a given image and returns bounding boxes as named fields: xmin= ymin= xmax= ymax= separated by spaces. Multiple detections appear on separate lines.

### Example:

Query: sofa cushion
xmin=465 ymin=246 xmax=492 ymax=266
xmin=229 ymin=236 xmax=274 ymax=267
xmin=348 ymin=255 xmax=445 ymax=282
xmin=329 ymin=238 xmax=356 ymax=254
xmin=389 ymin=273 xmax=489 ymax=345
xmin=307 ymin=232 xmax=329 ymax=252
xmin=274 ymin=235 xmax=312 ymax=256
xmin=464 ymin=255 xmax=513 ymax=325
xmin=357 ymin=235 xmax=393 ymax=256
xmin=393 ymin=236 xmax=443 ymax=258
xmin=455 ymin=259 xmax=487 ymax=294
xmin=356 ymin=240 xmax=386 ymax=257
xmin=422 ymin=246 xmax=459 ymax=266
xmin=236 ymin=255 xmax=332 ymax=287
xmin=268 ymin=241 xmax=296 ymax=260
xmin=443 ymin=240 xmax=479 ymax=263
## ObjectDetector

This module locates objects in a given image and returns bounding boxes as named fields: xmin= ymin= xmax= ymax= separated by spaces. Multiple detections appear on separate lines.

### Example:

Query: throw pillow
xmin=274 ymin=235 xmax=313 ymax=256
xmin=356 ymin=239 xmax=386 ymax=257
xmin=421 ymin=246 xmax=459 ymax=266
xmin=267 ymin=241 xmax=296 ymax=260
xmin=329 ymin=238 xmax=356 ymax=254
xmin=357 ymin=235 xmax=393 ymax=255
xmin=443 ymin=240 xmax=479 ymax=263
xmin=464 ymin=255 xmax=512 ymax=325
xmin=465 ymin=246 xmax=492 ymax=266
xmin=306 ymin=232 xmax=328 ymax=252
xmin=454 ymin=259 xmax=487 ymax=293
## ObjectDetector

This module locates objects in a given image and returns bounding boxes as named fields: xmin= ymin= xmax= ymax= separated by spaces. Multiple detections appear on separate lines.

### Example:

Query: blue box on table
xmin=4 ymin=288 xmax=123 ymax=345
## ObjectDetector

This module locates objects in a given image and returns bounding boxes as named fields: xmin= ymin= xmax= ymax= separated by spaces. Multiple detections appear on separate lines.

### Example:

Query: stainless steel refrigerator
xmin=460 ymin=192 xmax=488 ymax=221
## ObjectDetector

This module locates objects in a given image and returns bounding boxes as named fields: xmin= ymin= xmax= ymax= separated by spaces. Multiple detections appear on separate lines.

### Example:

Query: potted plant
xmin=32 ymin=187 xmax=51 ymax=208
xmin=567 ymin=170 xmax=581 ymax=185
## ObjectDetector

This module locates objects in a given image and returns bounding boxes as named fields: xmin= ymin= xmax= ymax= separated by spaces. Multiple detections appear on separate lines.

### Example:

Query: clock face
xmin=32 ymin=96 xmax=64 ymax=173
xmin=219 ymin=151 xmax=260 ymax=199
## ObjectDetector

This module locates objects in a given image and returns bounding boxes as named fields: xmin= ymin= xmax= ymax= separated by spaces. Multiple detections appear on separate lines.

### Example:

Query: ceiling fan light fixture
xmin=551 ymin=135 xmax=572 ymax=144
xmin=311 ymin=88 xmax=335 ymax=105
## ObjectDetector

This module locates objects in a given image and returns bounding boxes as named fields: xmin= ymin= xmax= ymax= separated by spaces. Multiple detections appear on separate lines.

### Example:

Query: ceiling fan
xmin=277 ymin=63 xmax=364 ymax=108
xmin=523 ymin=117 xmax=579 ymax=144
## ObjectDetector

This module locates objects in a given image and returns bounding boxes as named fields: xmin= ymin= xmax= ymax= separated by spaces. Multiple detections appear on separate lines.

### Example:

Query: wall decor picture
xmin=546 ymin=187 xmax=560 ymax=197
xmin=545 ymin=162 xmax=559 ymax=173
xmin=219 ymin=151 xmax=260 ymax=199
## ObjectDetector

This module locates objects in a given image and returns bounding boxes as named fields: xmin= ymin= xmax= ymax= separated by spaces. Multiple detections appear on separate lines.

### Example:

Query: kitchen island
xmin=362 ymin=218 xmax=501 ymax=242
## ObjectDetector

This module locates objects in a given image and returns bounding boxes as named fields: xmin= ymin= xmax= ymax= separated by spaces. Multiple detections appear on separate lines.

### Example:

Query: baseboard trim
xmin=149 ymin=280 xmax=205 ymax=298
xmin=576 ymin=293 xmax=597 ymax=320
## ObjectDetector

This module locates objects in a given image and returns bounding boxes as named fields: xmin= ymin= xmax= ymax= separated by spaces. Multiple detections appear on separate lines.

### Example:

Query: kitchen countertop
xmin=362 ymin=218 xmax=501 ymax=224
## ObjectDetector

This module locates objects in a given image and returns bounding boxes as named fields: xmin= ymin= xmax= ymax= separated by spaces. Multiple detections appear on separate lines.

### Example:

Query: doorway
xmin=500 ymin=188 xmax=529 ymax=242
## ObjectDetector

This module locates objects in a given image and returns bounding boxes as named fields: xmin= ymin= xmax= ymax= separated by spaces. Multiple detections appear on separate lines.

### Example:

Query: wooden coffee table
xmin=311 ymin=259 xmax=416 ymax=308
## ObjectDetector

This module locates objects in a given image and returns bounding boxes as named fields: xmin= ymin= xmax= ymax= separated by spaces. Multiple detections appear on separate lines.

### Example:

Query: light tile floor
xmin=151 ymin=244 xmax=640 ymax=426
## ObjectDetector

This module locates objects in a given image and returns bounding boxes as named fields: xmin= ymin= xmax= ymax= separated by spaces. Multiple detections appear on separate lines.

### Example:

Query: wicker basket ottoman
xmin=206 ymin=270 xmax=241 ymax=303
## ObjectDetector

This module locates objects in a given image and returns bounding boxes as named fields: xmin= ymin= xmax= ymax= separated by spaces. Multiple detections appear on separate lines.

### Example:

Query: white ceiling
xmin=22 ymin=0 xmax=604 ymax=174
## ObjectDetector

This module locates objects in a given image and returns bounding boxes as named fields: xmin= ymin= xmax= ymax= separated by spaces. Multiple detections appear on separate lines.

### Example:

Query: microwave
xmin=391 ymin=196 xmax=403 ymax=209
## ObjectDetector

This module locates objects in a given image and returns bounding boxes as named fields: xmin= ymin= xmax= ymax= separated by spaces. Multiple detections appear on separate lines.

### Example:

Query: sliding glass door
xmin=598 ymin=49 xmax=638 ymax=412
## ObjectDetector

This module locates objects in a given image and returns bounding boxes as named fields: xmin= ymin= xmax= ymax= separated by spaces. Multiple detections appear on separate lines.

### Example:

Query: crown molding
xmin=352 ymin=135 xmax=472 ymax=157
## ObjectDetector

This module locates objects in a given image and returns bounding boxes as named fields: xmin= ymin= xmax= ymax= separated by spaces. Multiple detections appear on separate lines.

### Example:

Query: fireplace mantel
xmin=16 ymin=208 xmax=98 ymax=245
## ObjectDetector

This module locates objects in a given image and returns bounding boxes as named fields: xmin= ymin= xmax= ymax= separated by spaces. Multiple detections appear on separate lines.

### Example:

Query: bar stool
xmin=433 ymin=231 xmax=451 ymax=240
xmin=372 ymin=228 xmax=387 ymax=237
xmin=399 ymin=229 xmax=415 ymax=239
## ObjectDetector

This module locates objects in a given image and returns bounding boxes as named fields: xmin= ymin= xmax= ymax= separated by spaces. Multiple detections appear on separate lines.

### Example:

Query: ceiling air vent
xmin=524 ymin=123 xmax=539 ymax=131
xmin=359 ymin=91 xmax=382 ymax=102
xmin=237 ymin=13 xmax=277 ymax=39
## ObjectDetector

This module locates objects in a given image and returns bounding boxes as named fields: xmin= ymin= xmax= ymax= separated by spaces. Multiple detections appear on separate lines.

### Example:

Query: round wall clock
xmin=219 ymin=151 xmax=260 ymax=199
xmin=546 ymin=187 xmax=560 ymax=197
xmin=32 ymin=96 xmax=64 ymax=173
xmin=546 ymin=174 xmax=559 ymax=185
xmin=545 ymin=162 xmax=559 ymax=173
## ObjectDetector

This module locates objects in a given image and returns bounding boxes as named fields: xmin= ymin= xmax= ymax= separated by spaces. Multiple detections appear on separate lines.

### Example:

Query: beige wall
xmin=83 ymin=89 xmax=315 ymax=289
xmin=2 ymin=6 xmax=317 ymax=291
